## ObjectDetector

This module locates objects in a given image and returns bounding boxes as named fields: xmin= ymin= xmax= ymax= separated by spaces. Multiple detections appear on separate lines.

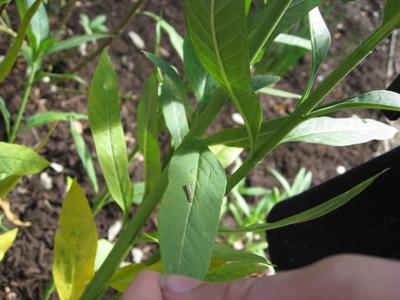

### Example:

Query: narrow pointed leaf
xmin=311 ymin=91 xmax=400 ymax=117
xmin=185 ymin=0 xmax=262 ymax=153
xmin=285 ymin=117 xmax=398 ymax=146
xmin=24 ymin=112 xmax=87 ymax=129
xmin=46 ymin=33 xmax=111 ymax=56
xmin=25 ymin=0 xmax=49 ymax=49
xmin=206 ymin=116 xmax=398 ymax=148
xmin=53 ymin=180 xmax=98 ymax=300
xmin=159 ymin=139 xmax=227 ymax=279
xmin=212 ymin=243 xmax=267 ymax=264
xmin=274 ymin=33 xmax=312 ymax=50
xmin=183 ymin=37 xmax=209 ymax=103
xmin=144 ymin=12 xmax=184 ymax=59
xmin=248 ymin=0 xmax=322 ymax=60
xmin=383 ymin=0 xmax=400 ymax=28
xmin=137 ymin=72 xmax=161 ymax=194
xmin=0 ymin=0 xmax=42 ymax=83
xmin=88 ymin=51 xmax=132 ymax=212
xmin=303 ymin=8 xmax=331 ymax=98
xmin=247 ymin=0 xmax=293 ymax=61
xmin=209 ymin=145 xmax=242 ymax=169
xmin=221 ymin=170 xmax=386 ymax=233
xmin=258 ymin=87 xmax=302 ymax=99
xmin=161 ymin=76 xmax=190 ymax=148
xmin=0 ymin=229 xmax=18 ymax=262
xmin=0 ymin=142 xmax=49 ymax=175
xmin=70 ymin=121 xmax=99 ymax=193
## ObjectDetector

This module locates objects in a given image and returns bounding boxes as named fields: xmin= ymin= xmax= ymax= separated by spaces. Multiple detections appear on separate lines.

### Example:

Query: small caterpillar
xmin=183 ymin=184 xmax=194 ymax=203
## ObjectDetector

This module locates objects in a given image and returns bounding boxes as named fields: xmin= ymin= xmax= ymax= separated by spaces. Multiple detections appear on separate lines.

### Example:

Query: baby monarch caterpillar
xmin=183 ymin=184 xmax=194 ymax=203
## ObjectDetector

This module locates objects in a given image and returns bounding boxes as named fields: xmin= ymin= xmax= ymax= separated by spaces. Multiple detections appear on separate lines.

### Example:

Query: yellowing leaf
xmin=0 ymin=229 xmax=18 ymax=261
xmin=53 ymin=180 xmax=98 ymax=300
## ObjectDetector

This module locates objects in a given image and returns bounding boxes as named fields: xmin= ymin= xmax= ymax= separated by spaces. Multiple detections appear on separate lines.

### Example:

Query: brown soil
xmin=0 ymin=0 xmax=399 ymax=298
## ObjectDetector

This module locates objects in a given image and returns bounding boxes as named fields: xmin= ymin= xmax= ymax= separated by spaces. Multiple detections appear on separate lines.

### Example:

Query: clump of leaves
xmin=1 ymin=0 xmax=400 ymax=299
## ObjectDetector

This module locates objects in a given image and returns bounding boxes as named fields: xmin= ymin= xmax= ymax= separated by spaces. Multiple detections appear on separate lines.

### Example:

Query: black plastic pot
xmin=267 ymin=146 xmax=400 ymax=271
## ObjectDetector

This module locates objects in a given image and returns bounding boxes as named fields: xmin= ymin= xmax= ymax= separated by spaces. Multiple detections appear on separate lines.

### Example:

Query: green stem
xmin=227 ymin=19 xmax=397 ymax=191
xmin=41 ymin=280 xmax=55 ymax=300
xmin=9 ymin=63 xmax=38 ymax=143
xmin=81 ymin=89 xmax=226 ymax=300
xmin=81 ymin=16 xmax=399 ymax=300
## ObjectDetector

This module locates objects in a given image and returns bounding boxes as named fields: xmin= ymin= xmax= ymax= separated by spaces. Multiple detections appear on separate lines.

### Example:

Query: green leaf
xmin=0 ymin=229 xmax=18 ymax=262
xmin=285 ymin=117 xmax=398 ymax=146
xmin=137 ymin=72 xmax=161 ymax=194
xmin=95 ymin=239 xmax=114 ymax=272
xmin=24 ymin=112 xmax=87 ymax=129
xmin=258 ymin=87 xmax=302 ymax=99
xmin=185 ymin=0 xmax=262 ymax=153
xmin=0 ymin=142 xmax=49 ymax=175
xmin=206 ymin=261 xmax=268 ymax=282
xmin=70 ymin=121 xmax=99 ymax=193
xmin=25 ymin=0 xmax=49 ymax=50
xmin=311 ymin=91 xmax=400 ymax=117
xmin=247 ymin=0 xmax=293 ymax=61
xmin=183 ymin=37 xmax=209 ymax=103
xmin=144 ymin=52 xmax=191 ymax=115
xmin=0 ymin=176 xmax=21 ymax=197
xmin=206 ymin=116 xmax=399 ymax=148
xmin=46 ymin=33 xmax=111 ymax=56
xmin=251 ymin=75 xmax=281 ymax=91
xmin=132 ymin=182 xmax=145 ymax=204
xmin=159 ymin=139 xmax=227 ymax=279
xmin=274 ymin=33 xmax=312 ymax=50
xmin=160 ymin=76 xmax=190 ymax=148
xmin=144 ymin=12 xmax=184 ymax=60
xmin=209 ymin=145 xmax=243 ymax=169
xmin=205 ymin=117 xmax=286 ymax=148
xmin=212 ymin=243 xmax=267 ymax=264
xmin=383 ymin=0 xmax=400 ymax=28
xmin=248 ymin=0 xmax=322 ymax=61
xmin=53 ymin=180 xmax=98 ymax=300
xmin=221 ymin=170 xmax=386 ymax=233
xmin=88 ymin=51 xmax=133 ymax=212
xmin=245 ymin=0 xmax=252 ymax=15
xmin=303 ymin=8 xmax=331 ymax=98
xmin=108 ymin=262 xmax=163 ymax=292
xmin=0 ymin=97 xmax=11 ymax=137
xmin=0 ymin=0 xmax=42 ymax=83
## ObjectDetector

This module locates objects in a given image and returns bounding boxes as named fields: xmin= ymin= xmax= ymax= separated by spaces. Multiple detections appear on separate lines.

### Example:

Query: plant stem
xmin=41 ymin=280 xmax=55 ymax=300
xmin=81 ymin=88 xmax=226 ymax=300
xmin=0 ymin=24 xmax=16 ymax=38
xmin=9 ymin=63 xmax=38 ymax=143
xmin=227 ymin=19 xmax=397 ymax=191
xmin=81 ymin=16 xmax=399 ymax=300
xmin=59 ymin=0 xmax=78 ymax=30
xmin=71 ymin=0 xmax=147 ymax=73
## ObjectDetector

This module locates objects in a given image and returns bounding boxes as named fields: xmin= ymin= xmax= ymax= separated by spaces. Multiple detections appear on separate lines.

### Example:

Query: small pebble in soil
xmin=108 ymin=220 xmax=123 ymax=242
xmin=40 ymin=172 xmax=53 ymax=190
xmin=50 ymin=162 xmax=64 ymax=173
xmin=336 ymin=165 xmax=346 ymax=175
xmin=129 ymin=31 xmax=146 ymax=50
xmin=131 ymin=247 xmax=144 ymax=264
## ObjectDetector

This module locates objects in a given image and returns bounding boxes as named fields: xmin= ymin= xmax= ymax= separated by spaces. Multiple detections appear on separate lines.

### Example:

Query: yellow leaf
xmin=0 ymin=228 xmax=18 ymax=261
xmin=53 ymin=180 xmax=98 ymax=300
